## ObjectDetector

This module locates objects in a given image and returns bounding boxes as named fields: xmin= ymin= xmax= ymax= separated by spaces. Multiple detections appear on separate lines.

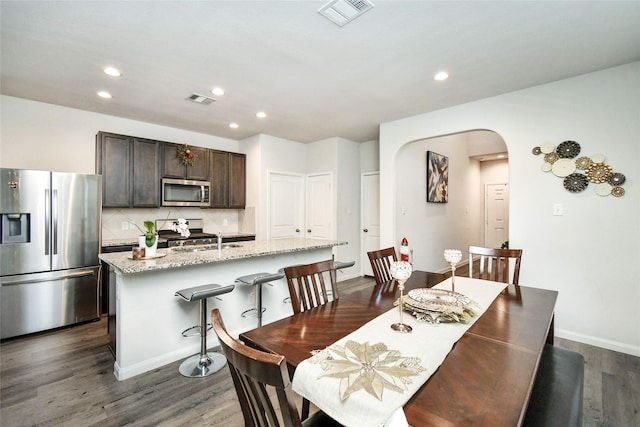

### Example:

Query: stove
xmin=156 ymin=218 xmax=219 ymax=247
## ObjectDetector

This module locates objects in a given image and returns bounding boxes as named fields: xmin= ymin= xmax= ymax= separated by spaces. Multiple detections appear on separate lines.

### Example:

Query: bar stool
xmin=235 ymin=272 xmax=285 ymax=327
xmin=175 ymin=283 xmax=235 ymax=378
xmin=334 ymin=260 xmax=355 ymax=271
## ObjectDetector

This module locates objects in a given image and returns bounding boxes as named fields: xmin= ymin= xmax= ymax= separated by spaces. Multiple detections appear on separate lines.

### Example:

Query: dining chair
xmin=211 ymin=309 xmax=342 ymax=427
xmin=367 ymin=247 xmax=398 ymax=286
xmin=468 ymin=245 xmax=523 ymax=285
xmin=283 ymin=259 xmax=338 ymax=315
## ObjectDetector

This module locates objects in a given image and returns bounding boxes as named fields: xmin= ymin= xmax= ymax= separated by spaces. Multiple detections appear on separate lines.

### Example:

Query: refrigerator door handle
xmin=52 ymin=189 xmax=58 ymax=255
xmin=45 ymin=189 xmax=50 ymax=255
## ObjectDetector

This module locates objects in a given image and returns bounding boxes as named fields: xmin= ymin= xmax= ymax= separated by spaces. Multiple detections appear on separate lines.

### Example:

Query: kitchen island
xmin=99 ymin=238 xmax=345 ymax=380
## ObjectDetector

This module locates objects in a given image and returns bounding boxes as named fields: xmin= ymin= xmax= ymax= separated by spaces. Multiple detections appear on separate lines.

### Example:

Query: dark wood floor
xmin=1 ymin=275 xmax=638 ymax=426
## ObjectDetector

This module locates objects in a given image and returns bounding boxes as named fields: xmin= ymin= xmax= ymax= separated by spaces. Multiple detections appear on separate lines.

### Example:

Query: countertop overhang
xmin=99 ymin=238 xmax=346 ymax=274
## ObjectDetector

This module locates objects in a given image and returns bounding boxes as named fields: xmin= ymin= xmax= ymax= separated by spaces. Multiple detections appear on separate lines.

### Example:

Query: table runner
xmin=292 ymin=277 xmax=508 ymax=426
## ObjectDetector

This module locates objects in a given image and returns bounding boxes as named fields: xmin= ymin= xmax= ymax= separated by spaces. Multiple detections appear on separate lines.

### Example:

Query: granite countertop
xmin=99 ymin=238 xmax=346 ymax=274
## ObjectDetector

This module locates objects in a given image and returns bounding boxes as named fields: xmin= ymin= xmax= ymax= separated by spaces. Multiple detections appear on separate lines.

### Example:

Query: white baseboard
xmin=555 ymin=328 xmax=640 ymax=357
xmin=336 ymin=272 xmax=361 ymax=281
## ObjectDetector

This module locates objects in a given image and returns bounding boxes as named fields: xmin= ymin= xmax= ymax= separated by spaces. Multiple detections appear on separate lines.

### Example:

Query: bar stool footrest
xmin=181 ymin=323 xmax=213 ymax=337
xmin=241 ymin=307 xmax=266 ymax=318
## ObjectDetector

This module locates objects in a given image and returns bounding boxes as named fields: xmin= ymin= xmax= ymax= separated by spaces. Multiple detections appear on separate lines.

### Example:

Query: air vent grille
xmin=318 ymin=0 xmax=374 ymax=27
xmin=186 ymin=93 xmax=216 ymax=105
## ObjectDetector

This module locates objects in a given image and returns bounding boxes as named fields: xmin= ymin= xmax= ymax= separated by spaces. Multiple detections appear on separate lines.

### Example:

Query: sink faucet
xmin=217 ymin=231 xmax=223 ymax=250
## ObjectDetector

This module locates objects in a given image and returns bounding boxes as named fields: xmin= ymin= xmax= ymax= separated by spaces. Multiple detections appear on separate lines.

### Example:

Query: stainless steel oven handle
xmin=44 ymin=189 xmax=50 ymax=255
xmin=200 ymin=185 xmax=205 ymax=202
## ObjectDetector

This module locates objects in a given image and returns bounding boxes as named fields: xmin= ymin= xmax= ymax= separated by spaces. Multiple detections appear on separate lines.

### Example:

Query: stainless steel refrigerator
xmin=0 ymin=168 xmax=102 ymax=339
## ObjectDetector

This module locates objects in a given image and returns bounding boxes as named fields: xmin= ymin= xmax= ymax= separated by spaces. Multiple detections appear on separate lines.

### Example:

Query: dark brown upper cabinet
xmin=209 ymin=150 xmax=246 ymax=208
xmin=96 ymin=132 xmax=161 ymax=208
xmin=163 ymin=143 xmax=209 ymax=181
xmin=131 ymin=138 xmax=161 ymax=207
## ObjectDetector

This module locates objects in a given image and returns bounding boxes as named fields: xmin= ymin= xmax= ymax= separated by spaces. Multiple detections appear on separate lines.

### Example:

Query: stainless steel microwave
xmin=162 ymin=178 xmax=210 ymax=207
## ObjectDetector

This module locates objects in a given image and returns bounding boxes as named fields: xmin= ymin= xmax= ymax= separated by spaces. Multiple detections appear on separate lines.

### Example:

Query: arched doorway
xmin=393 ymin=130 xmax=508 ymax=272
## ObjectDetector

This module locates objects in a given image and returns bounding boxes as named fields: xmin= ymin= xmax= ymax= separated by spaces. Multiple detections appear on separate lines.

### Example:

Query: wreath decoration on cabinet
xmin=177 ymin=144 xmax=197 ymax=166
xmin=533 ymin=140 xmax=626 ymax=197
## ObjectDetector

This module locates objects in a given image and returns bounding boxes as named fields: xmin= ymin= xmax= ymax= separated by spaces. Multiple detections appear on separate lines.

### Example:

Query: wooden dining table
xmin=239 ymin=271 xmax=558 ymax=426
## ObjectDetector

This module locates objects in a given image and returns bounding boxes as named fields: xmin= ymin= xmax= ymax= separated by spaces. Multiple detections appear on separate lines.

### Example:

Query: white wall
xmin=395 ymin=133 xmax=483 ymax=272
xmin=380 ymin=62 xmax=640 ymax=356
xmin=0 ymin=95 xmax=238 ymax=172
xmin=360 ymin=139 xmax=379 ymax=173
xmin=336 ymin=138 xmax=362 ymax=276
xmin=305 ymin=137 xmax=363 ymax=275
xmin=0 ymin=95 xmax=247 ymax=238
xmin=254 ymin=134 xmax=307 ymax=240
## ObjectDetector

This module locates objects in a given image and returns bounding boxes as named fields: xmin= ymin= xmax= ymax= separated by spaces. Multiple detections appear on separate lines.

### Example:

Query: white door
xmin=485 ymin=183 xmax=509 ymax=249
xmin=305 ymin=173 xmax=333 ymax=240
xmin=361 ymin=173 xmax=380 ymax=276
xmin=269 ymin=172 xmax=304 ymax=239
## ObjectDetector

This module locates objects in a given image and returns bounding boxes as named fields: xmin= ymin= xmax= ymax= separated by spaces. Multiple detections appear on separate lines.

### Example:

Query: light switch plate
xmin=553 ymin=203 xmax=564 ymax=216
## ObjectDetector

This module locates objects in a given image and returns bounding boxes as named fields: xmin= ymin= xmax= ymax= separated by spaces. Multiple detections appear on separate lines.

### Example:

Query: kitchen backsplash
xmin=101 ymin=207 xmax=255 ymax=242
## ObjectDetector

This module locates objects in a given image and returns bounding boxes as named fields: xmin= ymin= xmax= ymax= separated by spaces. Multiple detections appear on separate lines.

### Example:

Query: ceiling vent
xmin=186 ymin=93 xmax=216 ymax=105
xmin=318 ymin=0 xmax=374 ymax=27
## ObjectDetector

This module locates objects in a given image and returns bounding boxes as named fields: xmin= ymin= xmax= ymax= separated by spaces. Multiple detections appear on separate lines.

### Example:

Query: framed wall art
xmin=427 ymin=151 xmax=448 ymax=203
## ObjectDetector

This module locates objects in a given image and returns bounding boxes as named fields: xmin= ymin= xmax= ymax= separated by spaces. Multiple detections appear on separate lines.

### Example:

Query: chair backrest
xmin=211 ymin=308 xmax=304 ymax=427
xmin=468 ymin=245 xmax=523 ymax=285
xmin=284 ymin=259 xmax=337 ymax=314
xmin=367 ymin=247 xmax=398 ymax=286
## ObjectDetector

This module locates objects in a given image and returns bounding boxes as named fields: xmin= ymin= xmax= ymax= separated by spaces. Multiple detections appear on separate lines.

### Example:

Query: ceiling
xmin=2 ymin=1 xmax=639 ymax=144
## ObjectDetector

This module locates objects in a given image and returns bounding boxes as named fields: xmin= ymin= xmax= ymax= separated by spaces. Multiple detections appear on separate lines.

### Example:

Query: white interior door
xmin=269 ymin=172 xmax=304 ymax=239
xmin=485 ymin=183 xmax=509 ymax=248
xmin=361 ymin=172 xmax=380 ymax=276
xmin=305 ymin=173 xmax=333 ymax=240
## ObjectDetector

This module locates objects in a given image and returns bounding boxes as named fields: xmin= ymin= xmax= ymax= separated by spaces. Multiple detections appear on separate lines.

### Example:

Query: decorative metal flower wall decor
xmin=533 ymin=140 xmax=626 ymax=197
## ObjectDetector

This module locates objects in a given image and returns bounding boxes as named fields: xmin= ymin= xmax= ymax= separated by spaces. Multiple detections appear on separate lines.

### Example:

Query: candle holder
xmin=444 ymin=249 xmax=462 ymax=293
xmin=390 ymin=261 xmax=413 ymax=333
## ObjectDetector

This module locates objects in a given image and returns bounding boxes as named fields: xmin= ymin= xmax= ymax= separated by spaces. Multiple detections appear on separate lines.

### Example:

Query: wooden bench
xmin=523 ymin=344 xmax=584 ymax=427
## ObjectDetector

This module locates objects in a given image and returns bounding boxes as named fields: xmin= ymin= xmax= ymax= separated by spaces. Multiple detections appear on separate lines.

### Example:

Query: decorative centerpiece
xmin=403 ymin=289 xmax=478 ymax=324
xmin=444 ymin=249 xmax=462 ymax=293
xmin=171 ymin=218 xmax=191 ymax=238
xmin=389 ymin=261 xmax=413 ymax=333
xmin=177 ymin=144 xmax=197 ymax=166
xmin=135 ymin=220 xmax=158 ymax=257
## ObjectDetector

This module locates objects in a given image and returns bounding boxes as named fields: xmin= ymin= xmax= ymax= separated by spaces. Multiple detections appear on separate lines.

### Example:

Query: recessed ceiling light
xmin=211 ymin=87 xmax=225 ymax=96
xmin=103 ymin=67 xmax=121 ymax=77
xmin=434 ymin=71 xmax=449 ymax=81
xmin=229 ymin=123 xmax=239 ymax=129
xmin=256 ymin=111 xmax=267 ymax=118
xmin=97 ymin=91 xmax=112 ymax=99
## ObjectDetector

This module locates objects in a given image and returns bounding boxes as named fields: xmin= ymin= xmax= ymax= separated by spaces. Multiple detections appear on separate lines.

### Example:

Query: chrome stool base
xmin=175 ymin=283 xmax=235 ymax=379
xmin=178 ymin=351 xmax=227 ymax=378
